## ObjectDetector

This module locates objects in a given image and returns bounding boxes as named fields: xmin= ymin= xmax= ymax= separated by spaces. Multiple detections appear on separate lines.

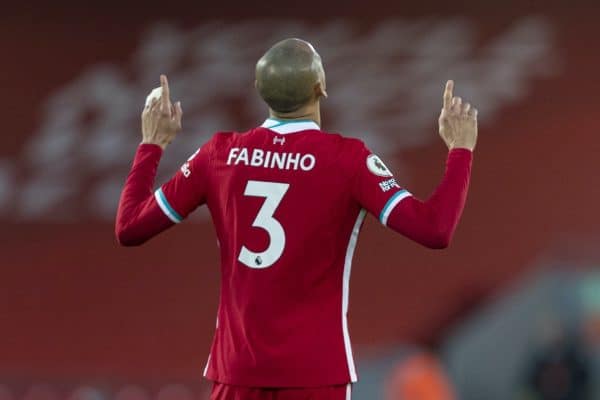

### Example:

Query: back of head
xmin=256 ymin=38 xmax=325 ymax=114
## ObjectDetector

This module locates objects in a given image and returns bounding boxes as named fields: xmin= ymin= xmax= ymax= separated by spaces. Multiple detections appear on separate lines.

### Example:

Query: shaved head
xmin=256 ymin=38 xmax=326 ymax=114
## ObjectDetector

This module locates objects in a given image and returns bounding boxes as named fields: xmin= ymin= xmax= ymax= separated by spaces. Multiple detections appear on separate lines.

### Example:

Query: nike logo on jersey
xmin=227 ymin=147 xmax=316 ymax=171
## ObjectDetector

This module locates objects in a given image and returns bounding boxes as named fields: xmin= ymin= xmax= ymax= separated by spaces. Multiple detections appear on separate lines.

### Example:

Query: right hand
xmin=438 ymin=80 xmax=478 ymax=151
xmin=141 ymin=74 xmax=183 ymax=150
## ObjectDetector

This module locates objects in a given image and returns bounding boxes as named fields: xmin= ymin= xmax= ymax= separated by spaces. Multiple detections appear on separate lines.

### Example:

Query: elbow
xmin=115 ymin=225 xmax=144 ymax=247
xmin=424 ymin=229 xmax=453 ymax=249
xmin=426 ymin=237 xmax=451 ymax=249
xmin=422 ymin=213 xmax=455 ymax=249
xmin=117 ymin=237 xmax=143 ymax=247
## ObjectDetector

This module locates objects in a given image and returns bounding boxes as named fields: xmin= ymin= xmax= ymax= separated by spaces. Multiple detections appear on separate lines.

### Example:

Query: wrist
xmin=141 ymin=139 xmax=167 ymax=150
xmin=451 ymin=134 xmax=476 ymax=151
xmin=139 ymin=141 xmax=166 ymax=152
xmin=450 ymin=146 xmax=474 ymax=152
xmin=133 ymin=142 xmax=164 ymax=168
xmin=450 ymin=142 xmax=475 ymax=152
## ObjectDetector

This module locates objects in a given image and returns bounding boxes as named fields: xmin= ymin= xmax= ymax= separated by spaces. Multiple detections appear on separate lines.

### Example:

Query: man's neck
xmin=269 ymin=104 xmax=321 ymax=127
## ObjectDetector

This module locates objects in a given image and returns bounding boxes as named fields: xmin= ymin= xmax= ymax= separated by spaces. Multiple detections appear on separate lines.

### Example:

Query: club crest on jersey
xmin=366 ymin=154 xmax=393 ymax=177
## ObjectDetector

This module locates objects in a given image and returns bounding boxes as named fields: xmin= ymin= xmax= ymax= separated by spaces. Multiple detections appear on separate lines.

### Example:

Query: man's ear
xmin=315 ymin=81 xmax=328 ymax=99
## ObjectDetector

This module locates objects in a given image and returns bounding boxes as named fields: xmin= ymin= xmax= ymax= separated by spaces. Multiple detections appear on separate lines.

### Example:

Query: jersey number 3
xmin=238 ymin=180 xmax=290 ymax=269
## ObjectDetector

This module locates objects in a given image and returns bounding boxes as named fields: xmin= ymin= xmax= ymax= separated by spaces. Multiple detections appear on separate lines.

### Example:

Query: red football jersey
xmin=115 ymin=118 xmax=471 ymax=387
xmin=155 ymin=119 xmax=410 ymax=387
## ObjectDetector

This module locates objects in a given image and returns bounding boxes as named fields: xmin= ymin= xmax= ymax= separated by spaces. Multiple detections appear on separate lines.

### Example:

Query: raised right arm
xmin=351 ymin=81 xmax=477 ymax=249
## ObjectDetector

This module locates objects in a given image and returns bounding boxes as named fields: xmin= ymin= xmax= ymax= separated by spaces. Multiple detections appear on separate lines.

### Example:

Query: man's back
xmin=116 ymin=71 xmax=476 ymax=399
xmin=202 ymin=119 xmax=365 ymax=386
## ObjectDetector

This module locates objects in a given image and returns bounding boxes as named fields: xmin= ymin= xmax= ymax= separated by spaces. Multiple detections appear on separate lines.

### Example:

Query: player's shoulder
xmin=191 ymin=130 xmax=243 ymax=157
xmin=208 ymin=130 xmax=241 ymax=144
xmin=182 ymin=131 xmax=237 ymax=162
xmin=318 ymin=130 xmax=369 ymax=154
xmin=208 ymin=128 xmax=262 ymax=146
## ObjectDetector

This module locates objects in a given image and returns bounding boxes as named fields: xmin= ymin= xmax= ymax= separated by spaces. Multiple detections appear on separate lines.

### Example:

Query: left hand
xmin=141 ymin=74 xmax=183 ymax=149
xmin=438 ymin=80 xmax=478 ymax=151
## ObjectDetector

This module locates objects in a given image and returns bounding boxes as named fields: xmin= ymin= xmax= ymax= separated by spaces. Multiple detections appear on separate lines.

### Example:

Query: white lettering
xmin=379 ymin=178 xmax=400 ymax=192
xmin=251 ymin=149 xmax=264 ymax=166
xmin=300 ymin=154 xmax=316 ymax=171
xmin=181 ymin=162 xmax=191 ymax=177
xmin=227 ymin=148 xmax=239 ymax=165
xmin=285 ymin=153 xmax=300 ymax=170
xmin=226 ymin=147 xmax=316 ymax=171
xmin=271 ymin=152 xmax=286 ymax=169
xmin=236 ymin=148 xmax=249 ymax=165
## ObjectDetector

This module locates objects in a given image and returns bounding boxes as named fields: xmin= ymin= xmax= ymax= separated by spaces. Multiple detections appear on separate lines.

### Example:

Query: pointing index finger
xmin=443 ymin=80 xmax=454 ymax=110
xmin=160 ymin=74 xmax=171 ymax=111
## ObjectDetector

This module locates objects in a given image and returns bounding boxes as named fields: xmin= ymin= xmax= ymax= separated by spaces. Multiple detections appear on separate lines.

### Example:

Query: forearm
xmin=115 ymin=144 xmax=173 ymax=246
xmin=386 ymin=149 xmax=472 ymax=248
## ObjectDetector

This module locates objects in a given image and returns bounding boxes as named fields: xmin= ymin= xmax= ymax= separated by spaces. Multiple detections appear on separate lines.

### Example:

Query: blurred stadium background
xmin=2 ymin=0 xmax=600 ymax=399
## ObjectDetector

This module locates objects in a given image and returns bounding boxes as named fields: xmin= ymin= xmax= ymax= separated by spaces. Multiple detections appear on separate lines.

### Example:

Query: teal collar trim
xmin=261 ymin=118 xmax=321 ymax=134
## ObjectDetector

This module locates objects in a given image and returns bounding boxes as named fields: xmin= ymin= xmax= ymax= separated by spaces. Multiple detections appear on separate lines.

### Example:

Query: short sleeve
xmin=350 ymin=141 xmax=412 ymax=225
xmin=154 ymin=140 xmax=212 ymax=223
